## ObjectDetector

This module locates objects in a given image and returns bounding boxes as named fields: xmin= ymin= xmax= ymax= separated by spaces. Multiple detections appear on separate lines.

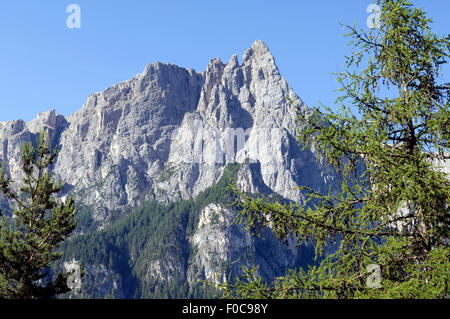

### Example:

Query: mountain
xmin=0 ymin=40 xmax=340 ymax=298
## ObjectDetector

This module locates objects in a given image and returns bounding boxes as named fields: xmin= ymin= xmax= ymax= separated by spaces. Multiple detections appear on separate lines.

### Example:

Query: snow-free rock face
xmin=0 ymin=109 xmax=68 ymax=192
xmin=188 ymin=203 xmax=253 ymax=284
xmin=156 ymin=40 xmax=338 ymax=205
xmin=187 ymin=203 xmax=310 ymax=286
xmin=0 ymin=40 xmax=338 ymax=298
xmin=0 ymin=40 xmax=337 ymax=224
xmin=53 ymin=62 xmax=204 ymax=222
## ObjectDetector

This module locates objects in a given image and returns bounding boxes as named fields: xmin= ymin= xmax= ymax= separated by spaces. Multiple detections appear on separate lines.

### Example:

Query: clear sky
xmin=0 ymin=0 xmax=449 ymax=122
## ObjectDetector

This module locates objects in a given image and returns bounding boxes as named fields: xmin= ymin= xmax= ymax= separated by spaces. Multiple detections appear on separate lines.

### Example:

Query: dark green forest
xmin=53 ymin=163 xmax=245 ymax=298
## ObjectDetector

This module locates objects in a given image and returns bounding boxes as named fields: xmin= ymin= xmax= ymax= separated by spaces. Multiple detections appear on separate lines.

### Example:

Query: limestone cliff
xmin=0 ymin=40 xmax=338 ymax=298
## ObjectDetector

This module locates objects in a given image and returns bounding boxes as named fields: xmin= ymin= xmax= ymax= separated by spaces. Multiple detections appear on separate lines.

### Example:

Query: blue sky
xmin=0 ymin=0 xmax=449 ymax=122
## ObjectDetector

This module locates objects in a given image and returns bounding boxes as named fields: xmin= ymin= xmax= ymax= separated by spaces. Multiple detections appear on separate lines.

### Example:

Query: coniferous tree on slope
xmin=221 ymin=0 xmax=449 ymax=298
xmin=0 ymin=130 xmax=78 ymax=299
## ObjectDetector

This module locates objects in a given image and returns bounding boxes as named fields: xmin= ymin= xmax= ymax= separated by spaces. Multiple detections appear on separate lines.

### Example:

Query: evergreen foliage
xmin=55 ymin=163 xmax=241 ymax=298
xmin=0 ymin=130 xmax=78 ymax=299
xmin=220 ymin=0 xmax=449 ymax=299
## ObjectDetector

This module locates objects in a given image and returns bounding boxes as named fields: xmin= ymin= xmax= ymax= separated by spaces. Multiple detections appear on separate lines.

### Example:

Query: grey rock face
xmin=187 ymin=203 xmax=310 ymax=286
xmin=188 ymin=203 xmax=253 ymax=284
xmin=156 ymin=40 xmax=338 ymax=205
xmin=65 ymin=262 xmax=125 ymax=299
xmin=0 ymin=41 xmax=337 ymax=224
xmin=53 ymin=63 xmax=204 ymax=222
xmin=0 ymin=40 xmax=337 ymax=297
xmin=0 ymin=110 xmax=68 ymax=198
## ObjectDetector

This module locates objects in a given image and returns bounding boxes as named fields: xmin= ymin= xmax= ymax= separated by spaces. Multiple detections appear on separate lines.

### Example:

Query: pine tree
xmin=0 ymin=130 xmax=78 ymax=299
xmin=221 ymin=0 xmax=449 ymax=298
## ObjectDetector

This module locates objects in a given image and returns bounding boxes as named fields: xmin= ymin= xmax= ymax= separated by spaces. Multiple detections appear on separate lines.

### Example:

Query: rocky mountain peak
xmin=27 ymin=109 xmax=68 ymax=149
xmin=198 ymin=58 xmax=226 ymax=112
xmin=0 ymin=41 xmax=340 ymax=298
xmin=242 ymin=40 xmax=275 ymax=65
xmin=0 ymin=40 xmax=337 ymax=226
xmin=227 ymin=54 xmax=239 ymax=69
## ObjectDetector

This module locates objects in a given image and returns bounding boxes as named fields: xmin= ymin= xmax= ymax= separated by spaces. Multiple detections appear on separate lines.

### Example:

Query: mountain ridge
xmin=0 ymin=40 xmax=338 ymax=225
xmin=0 ymin=40 xmax=339 ymax=298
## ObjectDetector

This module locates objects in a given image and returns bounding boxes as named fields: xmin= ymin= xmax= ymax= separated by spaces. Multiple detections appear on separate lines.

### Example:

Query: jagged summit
xmin=243 ymin=39 xmax=275 ymax=63
xmin=247 ymin=39 xmax=271 ymax=56
xmin=252 ymin=39 xmax=270 ymax=51
xmin=0 ymin=40 xmax=334 ymax=223
xmin=203 ymin=40 xmax=275 ymax=75
xmin=0 ymin=40 xmax=340 ymax=298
